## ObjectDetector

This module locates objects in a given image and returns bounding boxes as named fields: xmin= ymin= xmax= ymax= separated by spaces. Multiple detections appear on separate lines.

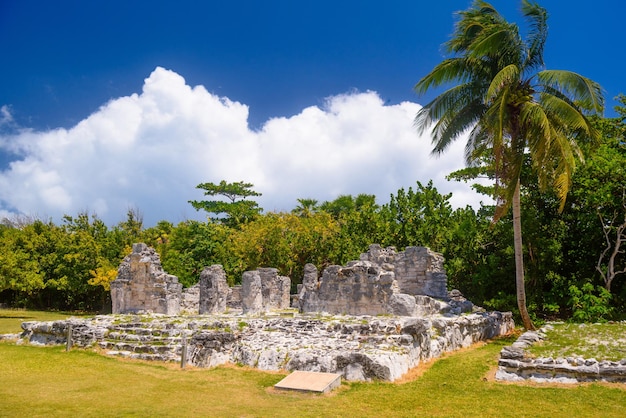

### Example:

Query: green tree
xmin=568 ymin=100 xmax=626 ymax=297
xmin=160 ymin=220 xmax=234 ymax=287
xmin=380 ymin=181 xmax=454 ymax=252
xmin=229 ymin=212 xmax=340 ymax=288
xmin=291 ymin=198 xmax=319 ymax=217
xmin=189 ymin=180 xmax=262 ymax=227
xmin=413 ymin=0 xmax=603 ymax=329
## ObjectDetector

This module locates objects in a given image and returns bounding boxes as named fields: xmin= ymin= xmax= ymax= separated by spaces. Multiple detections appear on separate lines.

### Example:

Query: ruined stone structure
xmin=362 ymin=244 xmax=447 ymax=298
xmin=297 ymin=244 xmax=465 ymax=316
xmin=110 ymin=244 xmax=291 ymax=315
xmin=496 ymin=325 xmax=626 ymax=384
xmin=241 ymin=268 xmax=291 ymax=314
xmin=180 ymin=284 xmax=200 ymax=314
xmin=18 ymin=243 xmax=524 ymax=382
xmin=198 ymin=265 xmax=230 ymax=314
xmin=110 ymin=243 xmax=182 ymax=315
xmin=20 ymin=311 xmax=515 ymax=382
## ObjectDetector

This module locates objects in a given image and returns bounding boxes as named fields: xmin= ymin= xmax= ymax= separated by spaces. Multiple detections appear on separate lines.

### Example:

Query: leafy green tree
xmin=0 ymin=223 xmax=47 ymax=301
xmin=413 ymin=0 xmax=603 ymax=329
xmin=189 ymin=180 xmax=262 ymax=228
xmin=159 ymin=220 xmax=234 ymax=287
xmin=229 ymin=212 xmax=340 ymax=288
xmin=380 ymin=181 xmax=454 ymax=252
xmin=316 ymin=194 xmax=384 ymax=263
xmin=566 ymin=100 xmax=626 ymax=305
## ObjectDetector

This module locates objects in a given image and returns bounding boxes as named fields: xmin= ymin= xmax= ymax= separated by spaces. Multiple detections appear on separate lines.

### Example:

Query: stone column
xmin=241 ymin=271 xmax=263 ymax=314
xmin=199 ymin=265 xmax=229 ymax=314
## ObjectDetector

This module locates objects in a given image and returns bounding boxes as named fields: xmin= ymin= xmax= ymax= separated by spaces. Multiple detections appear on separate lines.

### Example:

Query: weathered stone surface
xmin=110 ymin=243 xmax=182 ymax=315
xmin=298 ymin=244 xmax=464 ymax=317
xmin=241 ymin=271 xmax=263 ymax=314
xmin=388 ymin=293 xmax=417 ymax=316
xmin=257 ymin=267 xmax=291 ymax=310
xmin=180 ymin=284 xmax=200 ymax=314
xmin=199 ymin=265 xmax=230 ymax=314
xmin=362 ymin=244 xmax=448 ymax=298
xmin=227 ymin=285 xmax=242 ymax=309
xmin=18 ymin=310 xmax=514 ymax=382
xmin=297 ymin=263 xmax=320 ymax=312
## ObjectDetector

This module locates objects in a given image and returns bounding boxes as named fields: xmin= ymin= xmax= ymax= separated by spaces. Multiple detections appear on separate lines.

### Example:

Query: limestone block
xmin=227 ymin=285 xmax=242 ymax=309
xmin=257 ymin=268 xmax=291 ymax=310
xmin=199 ymin=265 xmax=229 ymax=314
xmin=242 ymin=271 xmax=263 ymax=314
xmin=387 ymin=293 xmax=417 ymax=316
xmin=181 ymin=284 xmax=200 ymax=314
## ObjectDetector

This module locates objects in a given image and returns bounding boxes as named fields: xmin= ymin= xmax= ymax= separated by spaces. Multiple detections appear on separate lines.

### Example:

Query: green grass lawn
xmin=0 ymin=337 xmax=624 ymax=417
xmin=1 ymin=310 xmax=624 ymax=417
xmin=0 ymin=309 xmax=91 ymax=334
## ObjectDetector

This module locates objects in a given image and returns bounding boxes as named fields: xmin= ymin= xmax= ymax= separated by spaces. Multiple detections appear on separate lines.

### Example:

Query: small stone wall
xmin=110 ymin=243 xmax=182 ymax=315
xmin=19 ymin=310 xmax=514 ymax=382
xmin=496 ymin=326 xmax=626 ymax=384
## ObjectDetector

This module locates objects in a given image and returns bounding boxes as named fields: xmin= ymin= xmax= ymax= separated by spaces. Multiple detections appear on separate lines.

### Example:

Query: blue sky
xmin=0 ymin=0 xmax=623 ymax=226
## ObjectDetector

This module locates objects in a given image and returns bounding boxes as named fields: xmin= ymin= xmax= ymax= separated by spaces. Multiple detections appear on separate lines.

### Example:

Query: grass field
xmin=1 ymin=310 xmax=624 ymax=417
xmin=0 ymin=309 xmax=91 ymax=334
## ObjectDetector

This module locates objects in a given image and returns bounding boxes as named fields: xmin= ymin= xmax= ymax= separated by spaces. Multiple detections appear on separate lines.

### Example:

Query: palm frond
xmin=414 ymin=58 xmax=472 ymax=96
xmin=486 ymin=64 xmax=520 ymax=103
xmin=430 ymin=100 xmax=485 ymax=155
xmin=539 ymin=92 xmax=597 ymax=135
xmin=521 ymin=0 xmax=548 ymax=70
xmin=536 ymin=70 xmax=604 ymax=114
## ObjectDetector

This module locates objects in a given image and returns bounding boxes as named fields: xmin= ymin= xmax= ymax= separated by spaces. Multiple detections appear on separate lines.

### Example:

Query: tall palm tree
xmin=414 ymin=0 xmax=603 ymax=329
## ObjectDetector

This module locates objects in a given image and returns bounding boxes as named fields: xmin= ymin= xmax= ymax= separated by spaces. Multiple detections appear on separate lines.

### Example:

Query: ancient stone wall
xmin=298 ymin=244 xmax=462 ymax=316
xmin=111 ymin=243 xmax=453 ymax=317
xmin=180 ymin=285 xmax=199 ymax=314
xmin=110 ymin=243 xmax=182 ymax=315
xmin=240 ymin=268 xmax=291 ymax=314
xmin=361 ymin=244 xmax=447 ymax=298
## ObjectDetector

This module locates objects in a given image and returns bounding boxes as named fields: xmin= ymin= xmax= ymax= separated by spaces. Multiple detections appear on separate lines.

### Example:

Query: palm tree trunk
xmin=512 ymin=179 xmax=535 ymax=330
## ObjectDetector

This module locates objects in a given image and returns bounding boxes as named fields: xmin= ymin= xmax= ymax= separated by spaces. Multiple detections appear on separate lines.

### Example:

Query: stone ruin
xmin=297 ymin=244 xmax=472 ymax=316
xmin=110 ymin=243 xmax=473 ymax=317
xmin=110 ymin=244 xmax=291 ymax=315
xmin=16 ymin=243 xmax=517 ymax=382
xmin=110 ymin=243 xmax=182 ymax=315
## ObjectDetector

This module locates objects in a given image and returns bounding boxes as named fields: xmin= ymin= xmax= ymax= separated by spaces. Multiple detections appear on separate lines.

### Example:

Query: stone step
xmin=105 ymin=331 xmax=185 ymax=344
xmin=105 ymin=349 xmax=181 ymax=363
xmin=98 ymin=340 xmax=183 ymax=355
xmin=108 ymin=326 xmax=186 ymax=337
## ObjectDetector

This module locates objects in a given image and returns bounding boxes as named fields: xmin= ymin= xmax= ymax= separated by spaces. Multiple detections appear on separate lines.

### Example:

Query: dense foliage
xmin=1 ymin=106 xmax=624 ymax=321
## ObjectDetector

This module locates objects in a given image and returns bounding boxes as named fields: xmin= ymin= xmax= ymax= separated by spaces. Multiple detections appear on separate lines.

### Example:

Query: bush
xmin=569 ymin=283 xmax=614 ymax=323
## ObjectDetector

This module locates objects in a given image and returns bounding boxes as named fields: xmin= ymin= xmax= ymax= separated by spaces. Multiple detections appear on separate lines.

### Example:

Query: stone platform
xmin=19 ymin=310 xmax=513 ymax=382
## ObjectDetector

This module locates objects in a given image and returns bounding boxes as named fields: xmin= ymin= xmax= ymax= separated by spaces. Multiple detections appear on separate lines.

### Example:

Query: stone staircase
xmin=97 ymin=320 xmax=190 ymax=363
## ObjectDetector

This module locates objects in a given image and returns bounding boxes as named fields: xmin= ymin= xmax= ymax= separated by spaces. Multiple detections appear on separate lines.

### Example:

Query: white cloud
xmin=0 ymin=67 xmax=489 ymax=226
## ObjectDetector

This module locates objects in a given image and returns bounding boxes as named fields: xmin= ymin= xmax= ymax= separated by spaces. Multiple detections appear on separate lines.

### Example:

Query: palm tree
xmin=414 ymin=0 xmax=603 ymax=329
xmin=292 ymin=198 xmax=319 ymax=217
